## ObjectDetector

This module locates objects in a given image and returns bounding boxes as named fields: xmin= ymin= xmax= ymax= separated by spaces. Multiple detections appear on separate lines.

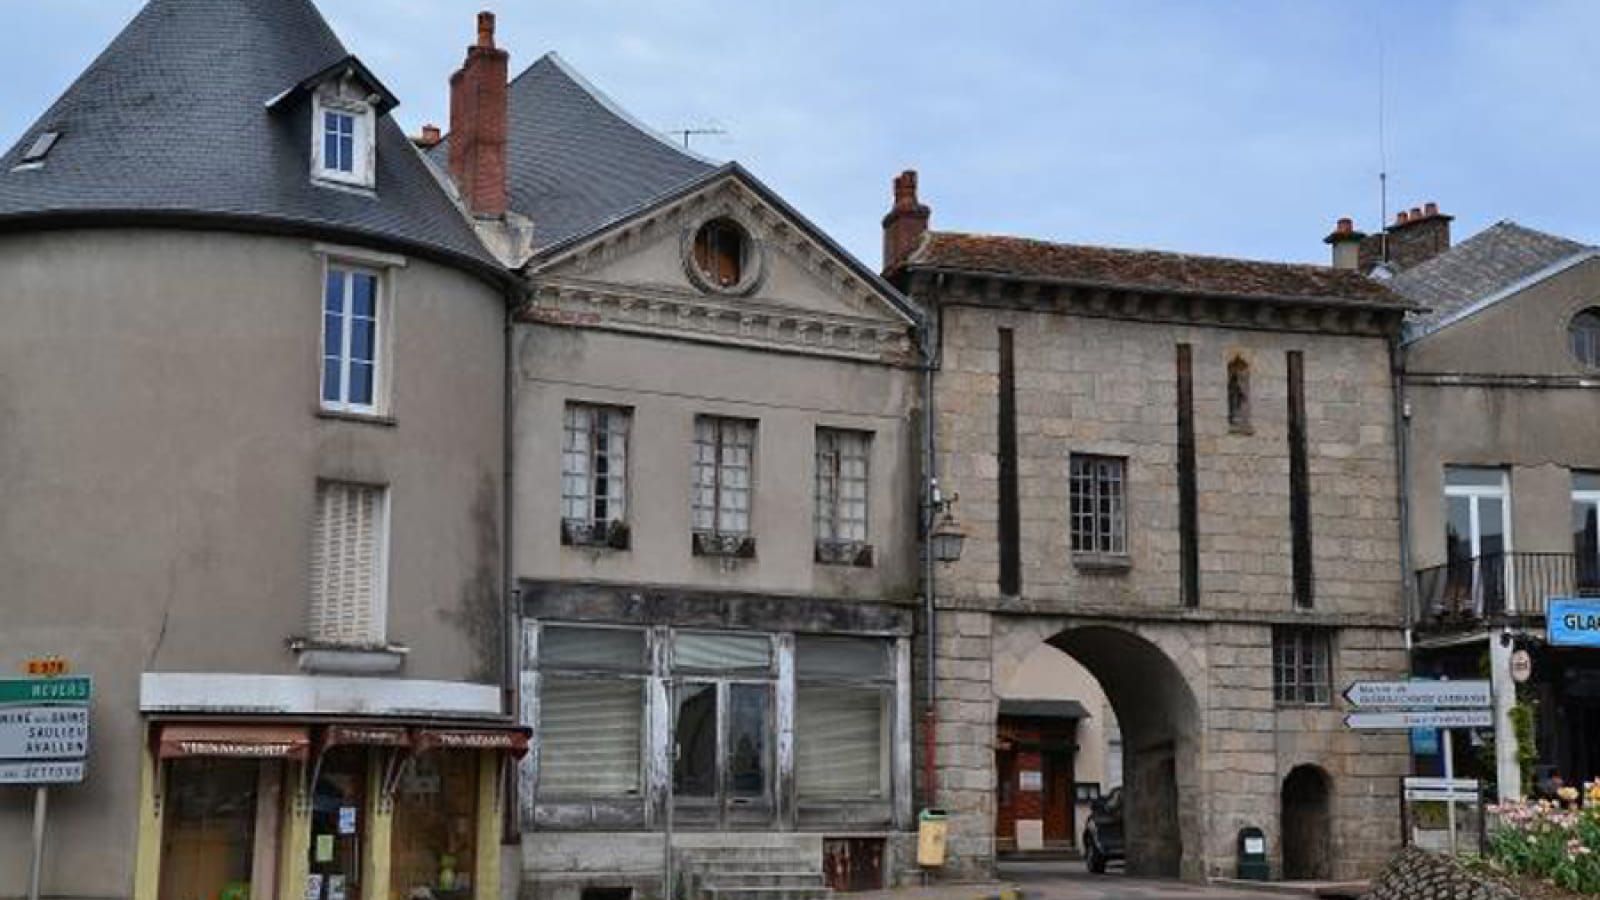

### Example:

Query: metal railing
xmin=1414 ymin=552 xmax=1600 ymax=626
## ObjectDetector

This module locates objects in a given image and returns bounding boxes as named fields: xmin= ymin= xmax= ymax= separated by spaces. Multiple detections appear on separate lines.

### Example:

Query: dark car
xmin=1082 ymin=786 xmax=1125 ymax=874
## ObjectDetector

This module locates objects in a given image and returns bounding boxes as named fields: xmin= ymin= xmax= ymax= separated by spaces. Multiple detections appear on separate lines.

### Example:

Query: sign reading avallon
xmin=0 ymin=707 xmax=89 ymax=759
xmin=1342 ymin=680 xmax=1490 ymax=710
xmin=1548 ymin=599 xmax=1600 ymax=648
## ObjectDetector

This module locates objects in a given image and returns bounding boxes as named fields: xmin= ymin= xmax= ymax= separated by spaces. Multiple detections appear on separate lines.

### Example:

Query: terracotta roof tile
xmin=906 ymin=232 xmax=1405 ymax=306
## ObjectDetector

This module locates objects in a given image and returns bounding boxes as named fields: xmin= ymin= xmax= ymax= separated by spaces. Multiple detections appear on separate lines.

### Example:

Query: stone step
xmin=701 ymin=873 xmax=826 ymax=889
xmin=680 ymin=847 xmax=815 ymax=861
xmin=684 ymin=859 xmax=821 ymax=874
xmin=705 ymin=888 xmax=829 ymax=900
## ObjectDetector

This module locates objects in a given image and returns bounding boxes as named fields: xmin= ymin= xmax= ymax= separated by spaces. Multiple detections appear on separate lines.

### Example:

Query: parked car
xmin=1083 ymin=786 xmax=1125 ymax=874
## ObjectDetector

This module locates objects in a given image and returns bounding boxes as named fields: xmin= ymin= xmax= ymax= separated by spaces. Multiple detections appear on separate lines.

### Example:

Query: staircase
xmin=676 ymin=846 xmax=832 ymax=900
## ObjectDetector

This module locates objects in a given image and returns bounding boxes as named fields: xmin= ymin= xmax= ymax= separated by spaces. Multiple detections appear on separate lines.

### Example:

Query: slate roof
xmin=0 ymin=0 xmax=502 ymax=279
xmin=905 ymin=231 xmax=1406 ymax=307
xmin=431 ymin=53 xmax=716 ymax=252
xmin=1390 ymin=221 xmax=1592 ymax=340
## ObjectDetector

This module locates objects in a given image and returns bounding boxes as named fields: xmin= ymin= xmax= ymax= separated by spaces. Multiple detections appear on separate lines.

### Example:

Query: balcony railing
xmin=1414 ymin=552 xmax=1600 ymax=626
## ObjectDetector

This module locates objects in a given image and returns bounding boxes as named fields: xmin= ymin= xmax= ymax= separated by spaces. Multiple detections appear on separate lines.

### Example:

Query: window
xmin=312 ymin=95 xmax=374 ymax=189
xmin=562 ymin=404 xmax=630 ymax=548
xmin=1444 ymin=466 xmax=1510 ymax=613
xmin=1272 ymin=627 xmax=1331 ymax=706
xmin=309 ymin=481 xmax=388 ymax=646
xmin=321 ymin=266 xmax=381 ymax=414
xmin=1573 ymin=472 xmax=1600 ymax=590
xmin=796 ymin=636 xmax=892 ymax=800
xmin=1069 ymin=454 xmax=1127 ymax=556
xmin=537 ymin=626 xmax=647 ymax=797
xmin=692 ymin=219 xmax=747 ymax=289
xmin=1227 ymin=356 xmax=1251 ymax=431
xmin=692 ymin=416 xmax=756 ymax=556
xmin=1570 ymin=309 xmax=1600 ymax=369
xmin=815 ymin=429 xmax=872 ymax=565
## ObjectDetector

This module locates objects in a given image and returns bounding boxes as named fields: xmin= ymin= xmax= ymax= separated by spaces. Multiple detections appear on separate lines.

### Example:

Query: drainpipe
xmin=919 ymin=293 xmax=941 ymax=810
xmin=1390 ymin=334 xmax=1413 ymax=639
xmin=502 ymin=284 xmax=524 ymax=841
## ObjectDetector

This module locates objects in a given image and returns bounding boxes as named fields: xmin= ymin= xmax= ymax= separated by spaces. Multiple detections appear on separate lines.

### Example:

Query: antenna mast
xmin=668 ymin=126 xmax=727 ymax=149
xmin=1377 ymin=22 xmax=1390 ymax=262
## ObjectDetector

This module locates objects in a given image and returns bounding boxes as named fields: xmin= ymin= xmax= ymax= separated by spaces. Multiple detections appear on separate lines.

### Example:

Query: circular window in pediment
xmin=1570 ymin=308 xmax=1600 ymax=368
xmin=685 ymin=216 xmax=763 ymax=295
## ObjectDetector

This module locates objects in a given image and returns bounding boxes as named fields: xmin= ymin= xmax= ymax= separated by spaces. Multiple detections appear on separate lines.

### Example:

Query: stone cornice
xmin=937 ymin=594 xmax=1406 ymax=631
xmin=906 ymin=268 xmax=1405 ymax=339
xmin=521 ymin=276 xmax=918 ymax=366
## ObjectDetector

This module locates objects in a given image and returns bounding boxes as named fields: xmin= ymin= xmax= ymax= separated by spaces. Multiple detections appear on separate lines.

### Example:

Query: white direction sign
xmin=1346 ymin=709 xmax=1493 ymax=730
xmin=0 ymin=760 xmax=85 ymax=785
xmin=0 ymin=707 xmax=89 ymax=759
xmin=1343 ymin=680 xmax=1490 ymax=710
xmin=1403 ymin=776 xmax=1480 ymax=803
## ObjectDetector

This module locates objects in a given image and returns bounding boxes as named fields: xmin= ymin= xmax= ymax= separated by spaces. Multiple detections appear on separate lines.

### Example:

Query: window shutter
xmin=540 ymin=679 xmax=643 ymax=795
xmin=310 ymin=482 xmax=386 ymax=646
xmin=797 ymin=687 xmax=886 ymax=799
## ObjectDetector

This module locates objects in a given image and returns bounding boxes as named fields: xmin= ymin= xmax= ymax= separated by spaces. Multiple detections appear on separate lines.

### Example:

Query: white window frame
xmin=318 ymin=255 xmax=395 ymax=417
xmin=309 ymin=481 xmax=391 ymax=647
xmin=312 ymin=94 xmax=376 ymax=190
xmin=1444 ymin=466 xmax=1513 ymax=610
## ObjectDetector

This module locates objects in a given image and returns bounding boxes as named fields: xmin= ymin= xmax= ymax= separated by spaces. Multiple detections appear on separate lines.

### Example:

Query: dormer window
xmin=312 ymin=94 xmax=375 ymax=189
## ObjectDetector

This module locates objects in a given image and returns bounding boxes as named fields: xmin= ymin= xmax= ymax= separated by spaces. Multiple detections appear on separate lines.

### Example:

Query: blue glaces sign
xmin=1548 ymin=599 xmax=1600 ymax=648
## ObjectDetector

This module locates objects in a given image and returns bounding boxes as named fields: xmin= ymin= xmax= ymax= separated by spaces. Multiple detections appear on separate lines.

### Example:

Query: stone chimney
xmin=1323 ymin=217 xmax=1365 ymax=271
xmin=882 ymin=170 xmax=931 ymax=274
xmin=448 ymin=12 xmax=509 ymax=218
xmin=1384 ymin=201 xmax=1452 ymax=271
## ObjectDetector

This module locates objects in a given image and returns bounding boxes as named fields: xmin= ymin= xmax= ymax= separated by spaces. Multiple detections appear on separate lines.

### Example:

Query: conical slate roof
xmin=431 ymin=53 xmax=716 ymax=252
xmin=0 ymin=0 xmax=502 ymax=279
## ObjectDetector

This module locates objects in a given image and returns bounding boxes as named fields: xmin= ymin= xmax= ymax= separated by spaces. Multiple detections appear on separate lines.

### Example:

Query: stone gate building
xmin=884 ymin=173 xmax=1413 ymax=880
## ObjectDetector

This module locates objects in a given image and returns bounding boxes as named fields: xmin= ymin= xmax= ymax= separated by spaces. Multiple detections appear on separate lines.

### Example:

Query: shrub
xmin=1487 ymin=784 xmax=1600 ymax=895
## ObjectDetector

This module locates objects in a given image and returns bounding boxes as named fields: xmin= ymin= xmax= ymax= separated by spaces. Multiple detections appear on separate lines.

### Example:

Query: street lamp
xmin=929 ymin=490 xmax=965 ymax=564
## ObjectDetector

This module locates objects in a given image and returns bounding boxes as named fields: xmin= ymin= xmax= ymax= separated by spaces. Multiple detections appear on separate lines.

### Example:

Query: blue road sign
xmin=1548 ymin=598 xmax=1600 ymax=648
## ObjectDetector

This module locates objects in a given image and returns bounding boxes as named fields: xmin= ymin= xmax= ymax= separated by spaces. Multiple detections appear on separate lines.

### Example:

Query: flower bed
xmin=1486 ymin=783 xmax=1600 ymax=895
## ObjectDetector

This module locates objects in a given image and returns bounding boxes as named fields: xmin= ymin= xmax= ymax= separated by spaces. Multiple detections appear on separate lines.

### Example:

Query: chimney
xmin=882 ymin=170 xmax=931 ymax=274
xmin=1322 ymin=217 xmax=1365 ymax=271
xmin=448 ymin=11 xmax=509 ymax=218
xmin=413 ymin=123 xmax=443 ymax=149
xmin=1385 ymin=200 xmax=1453 ymax=272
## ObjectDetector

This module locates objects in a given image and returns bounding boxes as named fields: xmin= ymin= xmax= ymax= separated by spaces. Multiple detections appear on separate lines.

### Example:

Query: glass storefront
xmin=310 ymin=746 xmax=368 ymax=900
xmin=159 ymin=758 xmax=265 ymax=900
xmin=390 ymin=750 xmax=480 ymax=900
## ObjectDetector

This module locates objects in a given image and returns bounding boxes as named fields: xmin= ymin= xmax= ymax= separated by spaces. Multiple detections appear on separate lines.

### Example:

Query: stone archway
xmin=1281 ymin=764 xmax=1333 ymax=880
xmin=987 ymin=619 xmax=1205 ymax=879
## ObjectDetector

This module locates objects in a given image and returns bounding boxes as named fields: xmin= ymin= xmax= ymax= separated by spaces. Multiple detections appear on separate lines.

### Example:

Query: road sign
xmin=1342 ymin=680 xmax=1490 ymax=709
xmin=1404 ymin=776 xmax=1480 ymax=803
xmin=0 ymin=707 xmax=89 ymax=759
xmin=1346 ymin=709 xmax=1493 ymax=730
xmin=0 ymin=677 xmax=91 ymax=707
xmin=0 ymin=760 xmax=85 ymax=785
xmin=1548 ymin=599 xmax=1600 ymax=648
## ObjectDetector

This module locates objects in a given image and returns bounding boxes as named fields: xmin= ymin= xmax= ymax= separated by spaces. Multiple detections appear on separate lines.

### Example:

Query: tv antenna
xmin=1377 ymin=22 xmax=1390 ymax=261
xmin=668 ymin=126 xmax=726 ymax=149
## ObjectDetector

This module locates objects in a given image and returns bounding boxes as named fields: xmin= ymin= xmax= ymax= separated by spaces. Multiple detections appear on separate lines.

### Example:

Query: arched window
xmin=1227 ymin=356 xmax=1251 ymax=431
xmin=1569 ymin=308 xmax=1600 ymax=368
xmin=692 ymin=218 xmax=747 ymax=289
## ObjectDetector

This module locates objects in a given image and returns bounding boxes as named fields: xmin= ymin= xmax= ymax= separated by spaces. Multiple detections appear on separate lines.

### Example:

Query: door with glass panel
xmin=671 ymin=632 xmax=774 ymax=829
xmin=1444 ymin=467 xmax=1510 ymax=615
xmin=1573 ymin=473 xmax=1600 ymax=593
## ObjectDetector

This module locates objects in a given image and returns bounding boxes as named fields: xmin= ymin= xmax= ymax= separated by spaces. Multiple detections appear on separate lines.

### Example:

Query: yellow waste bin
xmin=917 ymin=808 xmax=949 ymax=867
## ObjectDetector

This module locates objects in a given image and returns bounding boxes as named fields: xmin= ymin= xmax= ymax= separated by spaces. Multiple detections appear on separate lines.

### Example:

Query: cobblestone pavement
xmin=996 ymin=861 xmax=1289 ymax=900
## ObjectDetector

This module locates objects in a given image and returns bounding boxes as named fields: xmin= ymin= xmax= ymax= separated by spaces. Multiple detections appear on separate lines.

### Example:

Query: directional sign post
xmin=1 ymin=673 xmax=92 ymax=900
xmin=1345 ymin=709 xmax=1493 ymax=730
xmin=1343 ymin=680 xmax=1491 ymax=710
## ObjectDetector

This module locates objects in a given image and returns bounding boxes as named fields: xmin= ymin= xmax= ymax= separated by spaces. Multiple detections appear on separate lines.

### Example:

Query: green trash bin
xmin=1237 ymin=827 xmax=1269 ymax=880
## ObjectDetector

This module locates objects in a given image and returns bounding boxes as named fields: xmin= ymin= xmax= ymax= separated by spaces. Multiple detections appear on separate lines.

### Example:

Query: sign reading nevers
xmin=1342 ymin=680 xmax=1490 ymax=710
xmin=0 ymin=675 xmax=91 ymax=785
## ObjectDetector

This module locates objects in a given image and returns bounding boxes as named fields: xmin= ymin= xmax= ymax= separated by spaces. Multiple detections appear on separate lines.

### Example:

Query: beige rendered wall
xmin=1405 ymin=257 xmax=1600 ymax=568
xmin=0 ymin=228 xmax=506 ymax=899
xmin=513 ymin=325 xmax=920 ymax=600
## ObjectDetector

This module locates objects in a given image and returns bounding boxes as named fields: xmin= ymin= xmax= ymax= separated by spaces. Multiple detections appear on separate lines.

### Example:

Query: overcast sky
xmin=3 ymin=1 xmax=1597 ymax=269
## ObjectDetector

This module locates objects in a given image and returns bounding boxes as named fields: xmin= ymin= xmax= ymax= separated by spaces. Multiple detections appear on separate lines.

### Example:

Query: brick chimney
xmin=412 ymin=123 xmax=443 ymax=150
xmin=882 ymin=170 xmax=931 ymax=274
xmin=1384 ymin=201 xmax=1452 ymax=271
xmin=1323 ymin=217 xmax=1365 ymax=271
xmin=448 ymin=12 xmax=509 ymax=218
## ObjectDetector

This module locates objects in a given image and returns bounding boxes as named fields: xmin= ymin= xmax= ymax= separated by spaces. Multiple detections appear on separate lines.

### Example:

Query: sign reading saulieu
xmin=0 ymin=675 xmax=92 ymax=785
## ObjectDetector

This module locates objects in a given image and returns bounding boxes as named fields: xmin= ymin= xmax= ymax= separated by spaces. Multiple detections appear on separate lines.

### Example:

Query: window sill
xmin=815 ymin=540 xmax=874 ymax=568
xmin=1072 ymin=553 xmax=1132 ymax=573
xmin=317 ymin=408 xmax=396 ymax=427
xmin=562 ymin=520 xmax=631 ymax=551
xmin=692 ymin=532 xmax=757 ymax=559
xmin=1228 ymin=424 xmax=1255 ymax=436
xmin=290 ymin=640 xmax=409 ymax=675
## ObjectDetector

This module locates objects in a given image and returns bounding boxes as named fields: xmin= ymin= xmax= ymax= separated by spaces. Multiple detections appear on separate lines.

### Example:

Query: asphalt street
xmin=997 ymin=861 xmax=1295 ymax=900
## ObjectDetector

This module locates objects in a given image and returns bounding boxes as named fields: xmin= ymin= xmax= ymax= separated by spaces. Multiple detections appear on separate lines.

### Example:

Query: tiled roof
xmin=1391 ymin=221 xmax=1591 ymax=339
xmin=431 ymin=53 xmax=716 ymax=253
xmin=0 ymin=0 xmax=501 ymax=277
xmin=905 ymin=231 xmax=1405 ymax=306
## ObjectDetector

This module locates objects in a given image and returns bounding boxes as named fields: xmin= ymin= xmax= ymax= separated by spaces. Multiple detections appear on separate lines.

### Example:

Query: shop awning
xmin=157 ymin=723 xmax=311 ymax=760
xmin=321 ymin=724 xmax=410 ymax=750
xmin=412 ymin=726 xmax=530 ymax=758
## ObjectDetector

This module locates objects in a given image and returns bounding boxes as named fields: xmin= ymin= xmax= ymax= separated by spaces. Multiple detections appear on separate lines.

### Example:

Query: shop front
xmin=135 ymin=720 xmax=527 ymax=900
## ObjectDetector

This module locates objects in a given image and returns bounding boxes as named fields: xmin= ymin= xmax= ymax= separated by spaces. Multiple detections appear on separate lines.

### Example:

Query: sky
xmin=2 ymin=1 xmax=1598 ymax=269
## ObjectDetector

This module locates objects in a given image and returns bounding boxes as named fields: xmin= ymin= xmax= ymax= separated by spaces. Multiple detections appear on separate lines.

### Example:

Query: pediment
xmin=529 ymin=173 xmax=916 ymax=331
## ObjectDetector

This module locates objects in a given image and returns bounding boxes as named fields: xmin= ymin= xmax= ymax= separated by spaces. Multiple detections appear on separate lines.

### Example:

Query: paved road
xmin=998 ymin=860 xmax=1286 ymax=900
